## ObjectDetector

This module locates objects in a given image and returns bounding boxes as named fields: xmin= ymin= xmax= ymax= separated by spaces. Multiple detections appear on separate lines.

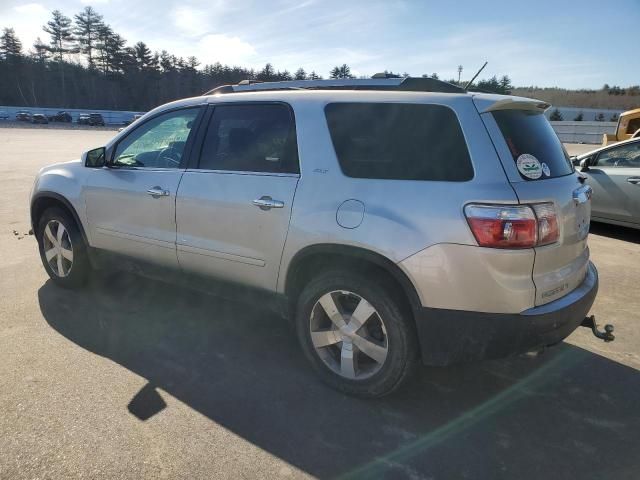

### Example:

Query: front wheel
xmin=37 ymin=207 xmax=90 ymax=288
xmin=295 ymin=270 xmax=418 ymax=397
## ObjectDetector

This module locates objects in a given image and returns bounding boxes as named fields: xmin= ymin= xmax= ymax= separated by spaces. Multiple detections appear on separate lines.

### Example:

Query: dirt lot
xmin=1 ymin=128 xmax=639 ymax=479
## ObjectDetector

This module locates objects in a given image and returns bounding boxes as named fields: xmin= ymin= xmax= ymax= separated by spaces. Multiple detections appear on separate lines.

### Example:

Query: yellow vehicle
xmin=603 ymin=108 xmax=640 ymax=145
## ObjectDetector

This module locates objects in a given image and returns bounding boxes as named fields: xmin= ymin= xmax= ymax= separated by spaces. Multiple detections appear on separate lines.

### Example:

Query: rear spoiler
xmin=473 ymin=95 xmax=551 ymax=114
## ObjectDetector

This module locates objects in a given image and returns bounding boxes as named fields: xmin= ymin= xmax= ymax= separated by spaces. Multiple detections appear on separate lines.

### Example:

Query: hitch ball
xmin=581 ymin=315 xmax=615 ymax=342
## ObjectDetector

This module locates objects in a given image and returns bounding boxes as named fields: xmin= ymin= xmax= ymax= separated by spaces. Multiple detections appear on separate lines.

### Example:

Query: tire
xmin=295 ymin=270 xmax=418 ymax=397
xmin=37 ymin=207 xmax=90 ymax=288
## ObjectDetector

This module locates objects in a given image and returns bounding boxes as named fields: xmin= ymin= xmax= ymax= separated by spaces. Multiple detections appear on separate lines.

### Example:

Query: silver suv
xmin=30 ymin=77 xmax=598 ymax=397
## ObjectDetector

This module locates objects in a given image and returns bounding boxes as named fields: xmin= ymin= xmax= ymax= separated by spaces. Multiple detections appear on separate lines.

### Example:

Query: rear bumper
xmin=415 ymin=262 xmax=598 ymax=366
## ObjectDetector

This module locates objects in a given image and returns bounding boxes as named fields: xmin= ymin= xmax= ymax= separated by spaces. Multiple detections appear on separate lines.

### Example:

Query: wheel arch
xmin=284 ymin=244 xmax=422 ymax=315
xmin=31 ymin=192 xmax=88 ymax=244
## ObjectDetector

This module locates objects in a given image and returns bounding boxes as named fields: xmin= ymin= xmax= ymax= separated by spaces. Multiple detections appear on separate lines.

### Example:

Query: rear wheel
xmin=295 ymin=270 xmax=418 ymax=397
xmin=37 ymin=207 xmax=90 ymax=288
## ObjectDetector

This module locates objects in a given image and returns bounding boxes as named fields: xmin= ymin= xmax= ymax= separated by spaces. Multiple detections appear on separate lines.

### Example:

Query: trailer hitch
xmin=581 ymin=315 xmax=615 ymax=342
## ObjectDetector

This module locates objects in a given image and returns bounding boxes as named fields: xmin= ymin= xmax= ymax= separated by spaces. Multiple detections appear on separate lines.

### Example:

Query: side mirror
xmin=83 ymin=147 xmax=106 ymax=168
xmin=579 ymin=157 xmax=591 ymax=172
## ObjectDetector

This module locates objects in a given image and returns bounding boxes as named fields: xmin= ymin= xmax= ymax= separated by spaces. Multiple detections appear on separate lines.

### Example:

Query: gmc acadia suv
xmin=30 ymin=77 xmax=598 ymax=397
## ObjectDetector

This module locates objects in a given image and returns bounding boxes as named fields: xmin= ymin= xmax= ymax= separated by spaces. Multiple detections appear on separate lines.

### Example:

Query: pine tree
xmin=0 ymin=28 xmax=23 ymax=60
xmin=257 ymin=63 xmax=276 ymax=81
xmin=308 ymin=71 xmax=322 ymax=80
xmin=32 ymin=37 xmax=49 ymax=62
xmin=294 ymin=67 xmax=307 ymax=80
xmin=74 ymin=6 xmax=104 ymax=68
xmin=573 ymin=112 xmax=584 ymax=121
xmin=330 ymin=64 xmax=353 ymax=79
xmin=549 ymin=109 xmax=563 ymax=121
xmin=133 ymin=41 xmax=153 ymax=70
xmin=43 ymin=10 xmax=75 ymax=61
xmin=499 ymin=75 xmax=513 ymax=94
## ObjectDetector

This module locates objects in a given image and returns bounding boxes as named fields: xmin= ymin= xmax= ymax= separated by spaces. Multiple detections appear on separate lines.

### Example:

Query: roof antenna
xmin=464 ymin=61 xmax=488 ymax=91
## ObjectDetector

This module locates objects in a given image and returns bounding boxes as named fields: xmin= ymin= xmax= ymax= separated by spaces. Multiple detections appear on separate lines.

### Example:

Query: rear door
xmin=478 ymin=102 xmax=591 ymax=306
xmin=175 ymin=102 xmax=300 ymax=290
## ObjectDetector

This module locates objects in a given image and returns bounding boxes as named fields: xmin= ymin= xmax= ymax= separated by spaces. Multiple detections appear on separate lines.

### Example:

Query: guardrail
xmin=550 ymin=121 xmax=616 ymax=144
xmin=0 ymin=105 xmax=144 ymax=125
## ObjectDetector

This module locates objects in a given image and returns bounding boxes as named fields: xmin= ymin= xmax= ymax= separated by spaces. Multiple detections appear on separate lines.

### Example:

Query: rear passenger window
xmin=324 ymin=103 xmax=473 ymax=181
xmin=198 ymin=104 xmax=299 ymax=173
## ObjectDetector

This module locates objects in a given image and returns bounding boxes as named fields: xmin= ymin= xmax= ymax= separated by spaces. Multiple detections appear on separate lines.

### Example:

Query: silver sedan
xmin=574 ymin=138 xmax=640 ymax=229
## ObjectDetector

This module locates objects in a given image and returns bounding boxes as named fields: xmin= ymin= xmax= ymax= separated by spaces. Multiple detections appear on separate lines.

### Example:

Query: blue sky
xmin=1 ymin=0 xmax=638 ymax=88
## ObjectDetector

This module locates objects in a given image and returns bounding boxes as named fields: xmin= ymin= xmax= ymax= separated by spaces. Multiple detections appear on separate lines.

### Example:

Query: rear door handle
xmin=147 ymin=186 xmax=170 ymax=197
xmin=253 ymin=196 xmax=284 ymax=210
xmin=627 ymin=177 xmax=640 ymax=185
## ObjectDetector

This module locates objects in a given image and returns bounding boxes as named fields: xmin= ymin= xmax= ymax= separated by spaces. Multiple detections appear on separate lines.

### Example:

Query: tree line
xmin=2 ymin=6 xmax=515 ymax=111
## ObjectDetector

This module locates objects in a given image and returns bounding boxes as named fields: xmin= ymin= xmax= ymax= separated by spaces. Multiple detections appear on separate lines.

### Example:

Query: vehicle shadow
xmin=590 ymin=221 xmax=640 ymax=244
xmin=38 ymin=274 xmax=640 ymax=479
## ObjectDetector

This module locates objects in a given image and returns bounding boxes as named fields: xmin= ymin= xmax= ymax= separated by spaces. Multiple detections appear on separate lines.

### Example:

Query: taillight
xmin=464 ymin=203 xmax=558 ymax=249
xmin=532 ymin=203 xmax=559 ymax=245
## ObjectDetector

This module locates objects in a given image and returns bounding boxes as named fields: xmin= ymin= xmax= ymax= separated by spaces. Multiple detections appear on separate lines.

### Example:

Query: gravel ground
xmin=0 ymin=128 xmax=638 ymax=479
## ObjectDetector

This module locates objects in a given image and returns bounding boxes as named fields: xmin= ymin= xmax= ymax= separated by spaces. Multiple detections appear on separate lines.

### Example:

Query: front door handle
xmin=253 ymin=196 xmax=284 ymax=210
xmin=147 ymin=186 xmax=170 ymax=197
xmin=627 ymin=177 xmax=640 ymax=185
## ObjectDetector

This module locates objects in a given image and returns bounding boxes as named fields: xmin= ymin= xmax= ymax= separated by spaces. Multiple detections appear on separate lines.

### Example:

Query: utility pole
xmin=457 ymin=65 xmax=463 ymax=84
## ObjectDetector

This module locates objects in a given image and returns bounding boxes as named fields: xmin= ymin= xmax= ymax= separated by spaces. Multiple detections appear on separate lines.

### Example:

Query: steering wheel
xmin=157 ymin=147 xmax=181 ymax=167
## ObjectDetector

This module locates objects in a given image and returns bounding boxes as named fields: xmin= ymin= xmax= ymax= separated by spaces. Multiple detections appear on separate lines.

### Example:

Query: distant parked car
xmin=16 ymin=111 xmax=32 ymax=121
xmin=119 ymin=113 xmax=145 ymax=131
xmin=0 ymin=110 xmax=9 ymax=120
xmin=122 ymin=113 xmax=144 ymax=126
xmin=48 ymin=111 xmax=72 ymax=123
xmin=77 ymin=114 xmax=90 ymax=125
xmin=31 ymin=114 xmax=49 ymax=124
xmin=573 ymin=137 xmax=640 ymax=229
xmin=89 ymin=113 xmax=105 ymax=126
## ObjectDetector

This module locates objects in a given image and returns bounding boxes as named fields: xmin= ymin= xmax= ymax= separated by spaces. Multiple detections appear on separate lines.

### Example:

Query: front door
xmin=85 ymin=107 xmax=202 ymax=267
xmin=176 ymin=103 xmax=300 ymax=290
xmin=586 ymin=140 xmax=640 ymax=225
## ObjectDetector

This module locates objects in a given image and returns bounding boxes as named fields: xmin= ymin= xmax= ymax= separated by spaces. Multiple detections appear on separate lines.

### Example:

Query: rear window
xmin=325 ymin=103 xmax=473 ymax=181
xmin=492 ymin=110 xmax=573 ymax=180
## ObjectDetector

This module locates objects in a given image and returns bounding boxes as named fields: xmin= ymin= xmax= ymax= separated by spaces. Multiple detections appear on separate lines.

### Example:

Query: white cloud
xmin=14 ymin=3 xmax=48 ymax=15
xmin=173 ymin=6 xmax=211 ymax=35
xmin=190 ymin=34 xmax=257 ymax=65
xmin=5 ymin=3 xmax=51 ymax=51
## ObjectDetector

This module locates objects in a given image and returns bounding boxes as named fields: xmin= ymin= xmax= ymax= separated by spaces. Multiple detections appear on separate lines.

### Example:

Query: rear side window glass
xmin=492 ymin=110 xmax=573 ymax=180
xmin=198 ymin=103 xmax=299 ymax=173
xmin=324 ymin=103 xmax=473 ymax=181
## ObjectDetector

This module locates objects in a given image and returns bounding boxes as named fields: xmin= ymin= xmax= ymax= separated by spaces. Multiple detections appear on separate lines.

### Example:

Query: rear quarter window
xmin=324 ymin=103 xmax=473 ymax=181
xmin=492 ymin=110 xmax=573 ymax=180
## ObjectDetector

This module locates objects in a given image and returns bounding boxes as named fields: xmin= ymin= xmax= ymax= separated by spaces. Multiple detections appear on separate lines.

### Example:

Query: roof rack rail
xmin=203 ymin=76 xmax=465 ymax=96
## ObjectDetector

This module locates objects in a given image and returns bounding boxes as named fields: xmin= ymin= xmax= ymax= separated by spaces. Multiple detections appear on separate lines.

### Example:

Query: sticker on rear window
xmin=541 ymin=162 xmax=551 ymax=177
xmin=517 ymin=154 xmax=542 ymax=179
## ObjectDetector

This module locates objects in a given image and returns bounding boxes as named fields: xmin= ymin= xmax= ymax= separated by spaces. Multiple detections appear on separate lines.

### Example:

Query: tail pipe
xmin=581 ymin=315 xmax=615 ymax=342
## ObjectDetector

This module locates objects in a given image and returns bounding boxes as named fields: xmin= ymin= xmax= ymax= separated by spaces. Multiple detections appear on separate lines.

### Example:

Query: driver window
xmin=113 ymin=108 xmax=199 ymax=168
xmin=596 ymin=142 xmax=640 ymax=168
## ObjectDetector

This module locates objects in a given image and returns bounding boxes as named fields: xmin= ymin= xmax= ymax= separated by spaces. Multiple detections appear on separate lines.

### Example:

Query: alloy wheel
xmin=42 ymin=220 xmax=74 ymax=277
xmin=309 ymin=290 xmax=389 ymax=380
